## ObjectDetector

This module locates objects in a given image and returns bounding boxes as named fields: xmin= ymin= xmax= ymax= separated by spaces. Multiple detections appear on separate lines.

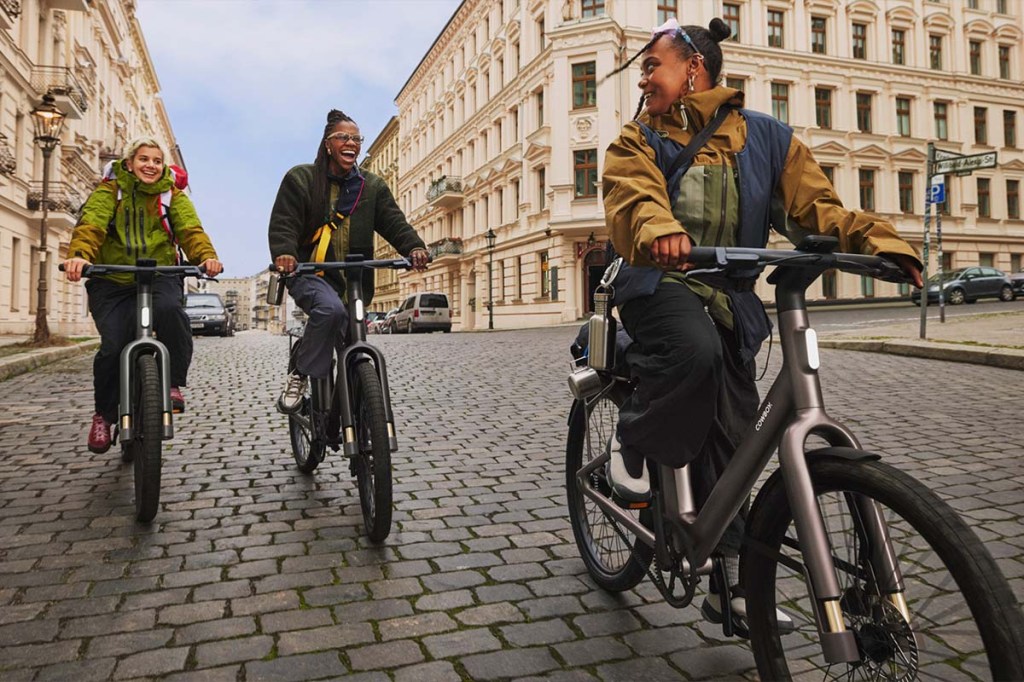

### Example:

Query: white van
xmin=391 ymin=292 xmax=452 ymax=333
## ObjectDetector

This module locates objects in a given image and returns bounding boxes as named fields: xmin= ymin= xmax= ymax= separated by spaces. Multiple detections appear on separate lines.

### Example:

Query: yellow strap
xmin=309 ymin=213 xmax=345 ymax=273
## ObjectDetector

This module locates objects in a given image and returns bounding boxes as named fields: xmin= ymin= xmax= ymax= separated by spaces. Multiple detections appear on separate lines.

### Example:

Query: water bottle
xmin=588 ymin=286 xmax=616 ymax=371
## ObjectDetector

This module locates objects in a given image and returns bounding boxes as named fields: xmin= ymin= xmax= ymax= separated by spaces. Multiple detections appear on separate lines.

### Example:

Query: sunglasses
xmin=651 ymin=19 xmax=703 ymax=58
xmin=326 ymin=133 xmax=365 ymax=144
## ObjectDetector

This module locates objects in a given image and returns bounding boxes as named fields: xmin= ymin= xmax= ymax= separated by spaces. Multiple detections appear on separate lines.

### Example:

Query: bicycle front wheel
xmin=132 ymin=354 xmax=163 ymax=523
xmin=566 ymin=390 xmax=653 ymax=592
xmin=289 ymin=386 xmax=325 ymax=474
xmin=744 ymin=455 xmax=1024 ymax=681
xmin=351 ymin=361 xmax=392 ymax=543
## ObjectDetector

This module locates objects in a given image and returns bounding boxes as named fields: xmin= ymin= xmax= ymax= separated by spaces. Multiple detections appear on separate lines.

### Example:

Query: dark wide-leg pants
xmin=286 ymin=276 xmax=349 ymax=380
xmin=617 ymin=280 xmax=760 ymax=554
xmin=87 ymin=276 xmax=192 ymax=423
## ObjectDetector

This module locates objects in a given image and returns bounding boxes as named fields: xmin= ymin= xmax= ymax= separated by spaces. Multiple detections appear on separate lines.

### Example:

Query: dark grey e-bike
xmin=269 ymin=256 xmax=410 ymax=542
xmin=566 ymin=238 xmax=1024 ymax=680
xmin=66 ymin=258 xmax=205 ymax=523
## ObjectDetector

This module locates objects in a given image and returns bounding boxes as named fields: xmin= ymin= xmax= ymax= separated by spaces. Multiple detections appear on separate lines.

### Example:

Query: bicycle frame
xmin=575 ymin=244 xmax=908 ymax=664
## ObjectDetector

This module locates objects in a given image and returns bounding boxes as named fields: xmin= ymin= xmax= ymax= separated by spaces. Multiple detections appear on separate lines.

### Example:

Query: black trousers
xmin=86 ymin=276 xmax=192 ymax=422
xmin=618 ymin=280 xmax=760 ymax=554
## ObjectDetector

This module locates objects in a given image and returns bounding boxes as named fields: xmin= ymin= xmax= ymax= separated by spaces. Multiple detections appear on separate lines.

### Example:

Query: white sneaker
xmin=701 ymin=592 xmax=796 ymax=636
xmin=277 ymin=372 xmax=307 ymax=414
xmin=606 ymin=437 xmax=650 ymax=502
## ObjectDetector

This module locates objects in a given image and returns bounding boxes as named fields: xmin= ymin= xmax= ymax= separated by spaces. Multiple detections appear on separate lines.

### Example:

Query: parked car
xmin=1010 ymin=271 xmax=1024 ymax=298
xmin=365 ymin=310 xmax=387 ymax=334
xmin=391 ymin=292 xmax=452 ymax=333
xmin=380 ymin=308 xmax=399 ymax=334
xmin=911 ymin=266 xmax=1015 ymax=306
xmin=185 ymin=293 xmax=233 ymax=336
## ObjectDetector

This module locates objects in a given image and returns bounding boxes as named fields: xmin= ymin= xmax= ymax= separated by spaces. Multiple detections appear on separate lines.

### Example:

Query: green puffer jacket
xmin=69 ymin=160 xmax=218 ymax=285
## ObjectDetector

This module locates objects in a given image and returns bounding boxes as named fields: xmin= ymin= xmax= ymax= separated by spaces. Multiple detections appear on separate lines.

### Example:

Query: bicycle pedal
xmin=611 ymin=491 xmax=652 ymax=510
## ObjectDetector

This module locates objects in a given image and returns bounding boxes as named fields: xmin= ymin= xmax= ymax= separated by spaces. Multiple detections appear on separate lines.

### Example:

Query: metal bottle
xmin=587 ymin=285 xmax=616 ymax=371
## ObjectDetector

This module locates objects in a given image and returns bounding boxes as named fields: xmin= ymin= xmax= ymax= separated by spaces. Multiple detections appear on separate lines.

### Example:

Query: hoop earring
xmin=687 ymin=73 xmax=695 ymax=92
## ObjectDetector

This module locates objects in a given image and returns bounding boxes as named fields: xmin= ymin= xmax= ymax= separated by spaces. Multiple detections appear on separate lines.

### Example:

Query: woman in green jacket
xmin=64 ymin=137 xmax=223 ymax=454
xmin=269 ymin=109 xmax=428 ymax=413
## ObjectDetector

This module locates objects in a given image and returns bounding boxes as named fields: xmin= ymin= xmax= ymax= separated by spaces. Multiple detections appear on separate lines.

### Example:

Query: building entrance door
xmin=583 ymin=247 xmax=608 ymax=313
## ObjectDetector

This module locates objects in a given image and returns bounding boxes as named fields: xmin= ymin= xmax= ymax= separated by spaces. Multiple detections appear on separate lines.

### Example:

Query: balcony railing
xmin=426 ymin=176 xmax=463 ymax=208
xmin=27 ymin=181 xmax=85 ymax=213
xmin=1 ymin=0 xmax=21 ymax=19
xmin=30 ymin=66 xmax=88 ymax=113
xmin=428 ymin=237 xmax=464 ymax=259
xmin=0 ymin=135 xmax=15 ymax=176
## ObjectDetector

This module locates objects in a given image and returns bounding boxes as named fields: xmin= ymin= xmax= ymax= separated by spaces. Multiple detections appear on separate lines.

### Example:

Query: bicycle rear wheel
xmin=566 ymin=389 xmax=653 ymax=592
xmin=132 ymin=354 xmax=163 ymax=523
xmin=351 ymin=361 xmax=392 ymax=543
xmin=744 ymin=455 xmax=1024 ymax=681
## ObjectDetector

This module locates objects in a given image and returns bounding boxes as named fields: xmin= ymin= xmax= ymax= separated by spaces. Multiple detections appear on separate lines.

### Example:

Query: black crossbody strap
xmin=664 ymin=105 xmax=735 ymax=179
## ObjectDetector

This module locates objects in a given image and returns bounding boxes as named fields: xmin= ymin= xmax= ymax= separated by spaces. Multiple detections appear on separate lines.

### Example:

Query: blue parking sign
xmin=929 ymin=179 xmax=945 ymax=204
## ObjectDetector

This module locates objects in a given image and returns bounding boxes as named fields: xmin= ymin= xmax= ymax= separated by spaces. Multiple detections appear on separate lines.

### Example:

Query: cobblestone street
xmin=1 ymin=327 xmax=1022 ymax=680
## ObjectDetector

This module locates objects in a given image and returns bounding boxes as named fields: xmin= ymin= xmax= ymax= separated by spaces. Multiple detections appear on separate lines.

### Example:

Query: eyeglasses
xmin=651 ymin=18 xmax=703 ymax=58
xmin=326 ymin=133 xmax=365 ymax=144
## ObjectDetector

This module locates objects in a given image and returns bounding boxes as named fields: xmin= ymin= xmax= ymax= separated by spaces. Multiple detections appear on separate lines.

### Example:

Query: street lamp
xmin=485 ymin=228 xmax=496 ymax=330
xmin=30 ymin=94 xmax=66 ymax=345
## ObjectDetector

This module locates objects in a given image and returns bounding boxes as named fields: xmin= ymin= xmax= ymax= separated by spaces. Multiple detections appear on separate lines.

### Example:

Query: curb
xmin=819 ymin=338 xmax=1024 ymax=371
xmin=0 ymin=340 xmax=101 ymax=383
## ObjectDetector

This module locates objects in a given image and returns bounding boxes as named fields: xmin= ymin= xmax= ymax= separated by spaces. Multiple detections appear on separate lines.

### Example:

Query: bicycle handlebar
xmin=269 ymin=258 xmax=414 ymax=278
xmin=59 ymin=262 xmax=207 ymax=278
xmin=685 ymin=246 xmax=912 ymax=284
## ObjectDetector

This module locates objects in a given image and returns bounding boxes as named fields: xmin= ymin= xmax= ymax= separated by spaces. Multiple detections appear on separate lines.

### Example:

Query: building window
xmin=822 ymin=270 xmax=837 ymax=299
xmin=892 ymin=29 xmax=906 ymax=65
xmin=978 ymin=178 xmax=991 ymax=217
xmin=968 ymin=0 xmax=978 ymax=8
xmin=536 ymin=89 xmax=544 ymax=126
xmin=657 ymin=1 xmax=677 ymax=25
xmin=980 ymin=253 xmax=994 ymax=267
xmin=815 ymin=88 xmax=832 ymax=129
xmin=929 ymin=34 xmax=943 ymax=70
xmin=899 ymin=172 xmax=914 ymax=213
xmin=856 ymin=92 xmax=872 ymax=133
xmin=574 ymin=149 xmax=597 ymax=198
xmin=539 ymin=251 xmax=550 ymax=297
xmin=572 ymin=62 xmax=596 ymax=109
xmin=10 ymin=236 xmax=20 ymax=311
xmin=999 ymin=45 xmax=1011 ymax=79
xmin=580 ymin=0 xmax=604 ymax=18
xmin=974 ymin=107 xmax=988 ymax=145
xmin=771 ymin=82 xmax=789 ymax=123
xmin=1004 ymin=110 xmax=1017 ymax=147
xmin=537 ymin=16 xmax=545 ymax=49
xmin=767 ymin=10 xmax=784 ymax=48
xmin=516 ymin=255 xmax=523 ymax=298
xmin=969 ymin=40 xmax=982 ymax=75
xmin=1012 ymin=254 xmax=1022 ymax=272
xmin=896 ymin=97 xmax=912 ymax=137
xmin=859 ymin=169 xmax=875 ymax=210
xmin=934 ymin=102 xmax=949 ymax=140
xmin=725 ymin=77 xmax=745 ymax=91
xmin=537 ymin=167 xmax=546 ymax=210
xmin=1008 ymin=180 xmax=1020 ymax=219
xmin=861 ymin=275 xmax=875 ymax=298
xmin=723 ymin=3 xmax=740 ymax=41
xmin=811 ymin=16 xmax=826 ymax=54
xmin=997 ymin=0 xmax=1007 ymax=12
xmin=940 ymin=182 xmax=951 ymax=215
xmin=852 ymin=23 xmax=867 ymax=60
xmin=821 ymin=165 xmax=835 ymax=187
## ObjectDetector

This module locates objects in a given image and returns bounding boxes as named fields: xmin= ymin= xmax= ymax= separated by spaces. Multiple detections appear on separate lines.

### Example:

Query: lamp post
xmin=30 ymin=94 xmax=67 ymax=345
xmin=485 ymin=228 xmax=496 ymax=330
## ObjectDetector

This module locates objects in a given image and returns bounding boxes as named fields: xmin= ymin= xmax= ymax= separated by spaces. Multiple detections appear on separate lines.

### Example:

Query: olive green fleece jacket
xmin=69 ymin=160 xmax=217 ymax=285
xmin=267 ymin=165 xmax=426 ymax=304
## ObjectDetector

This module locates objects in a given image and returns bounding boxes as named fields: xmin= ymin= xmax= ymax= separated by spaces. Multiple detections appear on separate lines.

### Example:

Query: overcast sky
xmin=135 ymin=0 xmax=463 ymax=277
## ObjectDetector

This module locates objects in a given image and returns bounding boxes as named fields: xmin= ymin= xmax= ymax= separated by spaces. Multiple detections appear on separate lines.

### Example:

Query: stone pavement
xmin=0 ymin=328 xmax=1021 ymax=680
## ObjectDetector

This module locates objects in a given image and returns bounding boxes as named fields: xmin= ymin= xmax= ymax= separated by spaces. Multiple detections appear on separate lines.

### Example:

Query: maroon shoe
xmin=88 ymin=413 xmax=112 ymax=454
xmin=170 ymin=386 xmax=185 ymax=413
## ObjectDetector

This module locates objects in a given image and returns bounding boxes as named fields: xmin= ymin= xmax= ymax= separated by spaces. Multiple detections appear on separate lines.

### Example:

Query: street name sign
xmin=933 ymin=148 xmax=963 ymax=161
xmin=933 ymin=152 xmax=998 ymax=175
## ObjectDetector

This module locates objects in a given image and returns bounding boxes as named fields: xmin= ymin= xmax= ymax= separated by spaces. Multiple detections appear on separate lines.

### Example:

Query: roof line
xmin=396 ymin=0 xmax=467 ymax=101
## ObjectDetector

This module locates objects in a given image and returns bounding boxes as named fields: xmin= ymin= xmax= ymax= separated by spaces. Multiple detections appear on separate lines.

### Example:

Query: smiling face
xmin=324 ymin=121 xmax=362 ymax=175
xmin=126 ymin=145 xmax=165 ymax=185
xmin=639 ymin=35 xmax=697 ymax=116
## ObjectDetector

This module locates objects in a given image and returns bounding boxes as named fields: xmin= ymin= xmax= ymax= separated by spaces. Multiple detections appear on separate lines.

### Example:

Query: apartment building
xmin=386 ymin=0 xmax=1024 ymax=330
xmin=362 ymin=115 xmax=404 ymax=314
xmin=0 ymin=0 xmax=181 ymax=336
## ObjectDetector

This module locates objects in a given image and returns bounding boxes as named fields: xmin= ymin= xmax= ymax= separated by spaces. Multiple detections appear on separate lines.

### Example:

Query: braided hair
xmin=606 ymin=18 xmax=732 ymax=120
xmin=310 ymin=109 xmax=355 ymax=229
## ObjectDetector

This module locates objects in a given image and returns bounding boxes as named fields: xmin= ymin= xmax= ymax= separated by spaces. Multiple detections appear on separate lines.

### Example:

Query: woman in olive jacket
xmin=269 ymin=109 xmax=428 ymax=413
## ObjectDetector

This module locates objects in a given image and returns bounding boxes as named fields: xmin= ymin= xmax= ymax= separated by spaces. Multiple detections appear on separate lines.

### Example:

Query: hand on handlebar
xmin=62 ymin=257 xmax=91 ymax=283
xmin=201 ymin=258 xmax=224 ymax=278
xmin=275 ymin=255 xmax=297 ymax=274
xmin=888 ymin=254 xmax=923 ymax=288
xmin=650 ymin=232 xmax=695 ymax=271
xmin=409 ymin=248 xmax=429 ymax=271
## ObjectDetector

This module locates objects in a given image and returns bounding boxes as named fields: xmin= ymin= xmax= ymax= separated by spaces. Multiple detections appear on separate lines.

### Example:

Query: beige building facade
xmin=386 ymin=0 xmax=1024 ymax=330
xmin=1 ymin=0 xmax=181 ymax=336
xmin=362 ymin=115 xmax=404 ymax=314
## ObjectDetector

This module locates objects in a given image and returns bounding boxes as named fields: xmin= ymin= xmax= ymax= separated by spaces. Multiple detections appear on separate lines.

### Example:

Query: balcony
xmin=427 ymin=237 xmax=464 ymax=261
xmin=426 ymin=175 xmax=463 ymax=209
xmin=31 ymin=66 xmax=88 ymax=119
xmin=28 ymin=181 xmax=86 ymax=230
xmin=0 ymin=134 xmax=15 ymax=176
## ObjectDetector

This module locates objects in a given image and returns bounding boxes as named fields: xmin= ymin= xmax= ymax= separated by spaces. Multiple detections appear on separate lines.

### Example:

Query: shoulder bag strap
xmin=663 ymin=105 xmax=735 ymax=179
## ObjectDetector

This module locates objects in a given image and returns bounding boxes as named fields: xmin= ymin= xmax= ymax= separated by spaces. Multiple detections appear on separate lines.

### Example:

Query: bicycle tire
xmin=287 ymin=338 xmax=325 ymax=474
xmin=133 ymin=354 xmax=163 ymax=523
xmin=566 ymin=390 xmax=653 ymax=592
xmin=352 ymin=361 xmax=392 ymax=542
xmin=743 ymin=455 xmax=1024 ymax=681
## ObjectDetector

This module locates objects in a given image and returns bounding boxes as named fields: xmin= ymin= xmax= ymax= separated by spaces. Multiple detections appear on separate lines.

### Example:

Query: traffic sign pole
xmin=920 ymin=144 xmax=933 ymax=340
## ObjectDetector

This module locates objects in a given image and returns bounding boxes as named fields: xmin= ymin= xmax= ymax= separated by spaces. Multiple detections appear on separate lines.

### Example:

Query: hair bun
xmin=327 ymin=109 xmax=349 ymax=123
xmin=709 ymin=18 xmax=731 ymax=43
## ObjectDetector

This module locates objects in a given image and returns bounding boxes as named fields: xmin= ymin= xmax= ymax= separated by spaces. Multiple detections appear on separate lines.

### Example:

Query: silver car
xmin=391 ymin=292 xmax=452 ymax=333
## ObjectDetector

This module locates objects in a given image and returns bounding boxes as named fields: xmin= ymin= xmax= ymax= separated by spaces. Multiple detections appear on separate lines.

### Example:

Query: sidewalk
xmin=0 ymin=335 xmax=100 ymax=382
xmin=816 ymin=309 xmax=1024 ymax=371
